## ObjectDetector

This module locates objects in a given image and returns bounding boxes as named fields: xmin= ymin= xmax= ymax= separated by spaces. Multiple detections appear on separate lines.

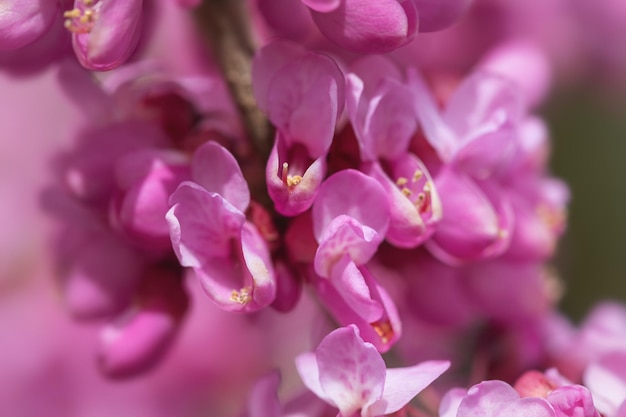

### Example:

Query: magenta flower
xmin=296 ymin=325 xmax=450 ymax=417
xmin=253 ymin=40 xmax=344 ymax=215
xmin=166 ymin=141 xmax=276 ymax=312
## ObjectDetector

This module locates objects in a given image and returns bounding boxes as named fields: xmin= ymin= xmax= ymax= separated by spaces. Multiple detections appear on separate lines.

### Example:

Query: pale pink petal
xmin=366 ymin=360 xmax=450 ymax=417
xmin=443 ymin=71 xmax=524 ymax=142
xmin=193 ymin=222 xmax=275 ymax=313
xmin=456 ymin=380 xmax=521 ymax=417
xmin=315 ymin=215 xmax=382 ymax=276
xmin=312 ymin=169 xmax=389 ymax=243
xmin=440 ymin=388 xmax=468 ymax=417
xmin=191 ymin=141 xmax=250 ymax=213
xmin=167 ymin=182 xmax=246 ymax=268
xmin=496 ymin=398 xmax=556 ymax=417
xmin=295 ymin=352 xmax=335 ymax=406
xmin=584 ymin=352 xmax=626 ymax=416
xmin=408 ymin=69 xmax=458 ymax=161
xmin=239 ymin=221 xmax=277 ymax=309
xmin=546 ymin=385 xmax=600 ymax=417
xmin=479 ymin=40 xmax=552 ymax=108
xmin=326 ymin=254 xmax=383 ymax=323
xmin=316 ymin=326 xmax=386 ymax=416
xmin=312 ymin=267 xmax=401 ymax=352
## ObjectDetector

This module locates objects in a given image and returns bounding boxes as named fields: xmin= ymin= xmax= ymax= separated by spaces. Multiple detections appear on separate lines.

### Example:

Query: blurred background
xmin=549 ymin=87 xmax=626 ymax=320
xmin=1 ymin=0 xmax=626 ymax=415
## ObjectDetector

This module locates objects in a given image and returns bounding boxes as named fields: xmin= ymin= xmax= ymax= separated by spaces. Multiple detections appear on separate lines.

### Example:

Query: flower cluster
xmin=2 ymin=0 xmax=626 ymax=416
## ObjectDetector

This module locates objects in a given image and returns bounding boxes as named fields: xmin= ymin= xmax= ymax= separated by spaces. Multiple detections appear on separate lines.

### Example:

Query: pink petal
xmin=584 ymin=352 xmax=626 ymax=416
xmin=496 ymin=398 xmax=556 ymax=417
xmin=247 ymin=371 xmax=283 ymax=417
xmin=366 ymin=360 xmax=450 ymax=417
xmin=113 ymin=150 xmax=190 ymax=251
xmin=295 ymin=352 xmax=335 ymax=406
xmin=98 ymin=268 xmax=188 ymax=378
xmin=194 ymin=222 xmax=276 ymax=312
xmin=325 ymin=254 xmax=384 ymax=323
xmin=428 ymin=168 xmax=512 ymax=263
xmin=478 ymin=40 xmax=552 ymax=109
xmin=265 ymin=52 xmax=344 ymax=157
xmin=191 ymin=141 xmax=250 ymax=213
xmin=315 ymin=216 xmax=382 ymax=277
xmin=440 ymin=388 xmax=469 ymax=417
xmin=312 ymin=169 xmax=389 ymax=243
xmin=346 ymin=56 xmax=413 ymax=161
xmin=309 ymin=0 xmax=418 ymax=53
xmin=252 ymin=40 xmax=306 ymax=113
xmin=167 ymin=182 xmax=246 ymax=268
xmin=408 ymin=69 xmax=458 ymax=161
xmin=312 ymin=270 xmax=401 ymax=352
xmin=443 ymin=71 xmax=524 ymax=143
xmin=316 ymin=326 xmax=386 ymax=416
xmin=71 ymin=0 xmax=143 ymax=70
xmin=0 ymin=0 xmax=57 ymax=50
xmin=456 ymin=380 xmax=521 ymax=417
xmin=546 ymin=385 xmax=600 ymax=417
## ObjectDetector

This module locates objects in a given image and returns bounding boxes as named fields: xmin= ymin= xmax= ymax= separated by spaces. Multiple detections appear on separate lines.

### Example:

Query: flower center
xmin=64 ymin=0 xmax=101 ymax=34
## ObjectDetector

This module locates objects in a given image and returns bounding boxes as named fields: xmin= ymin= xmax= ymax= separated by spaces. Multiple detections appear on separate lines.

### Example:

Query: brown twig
xmin=194 ymin=0 xmax=272 ymax=159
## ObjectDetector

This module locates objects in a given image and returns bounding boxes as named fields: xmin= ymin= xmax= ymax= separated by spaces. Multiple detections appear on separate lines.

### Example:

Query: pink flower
xmin=253 ymin=41 xmax=344 ymax=215
xmin=311 ymin=169 xmax=401 ymax=351
xmin=296 ymin=325 xmax=450 ymax=417
xmin=64 ymin=0 xmax=144 ymax=70
xmin=442 ymin=376 xmax=600 ymax=417
xmin=346 ymin=55 xmax=441 ymax=248
xmin=166 ymin=141 xmax=277 ymax=312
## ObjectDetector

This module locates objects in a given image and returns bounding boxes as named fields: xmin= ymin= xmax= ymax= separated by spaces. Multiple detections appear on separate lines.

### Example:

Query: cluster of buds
xmin=2 ymin=0 xmax=626 ymax=416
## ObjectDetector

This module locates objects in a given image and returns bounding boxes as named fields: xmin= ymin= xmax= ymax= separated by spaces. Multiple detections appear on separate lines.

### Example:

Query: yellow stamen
xmin=396 ymin=177 xmax=408 ymax=186
xmin=286 ymin=175 xmax=302 ymax=187
xmin=230 ymin=287 xmax=252 ymax=304
xmin=371 ymin=320 xmax=394 ymax=345
xmin=412 ymin=170 xmax=423 ymax=182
